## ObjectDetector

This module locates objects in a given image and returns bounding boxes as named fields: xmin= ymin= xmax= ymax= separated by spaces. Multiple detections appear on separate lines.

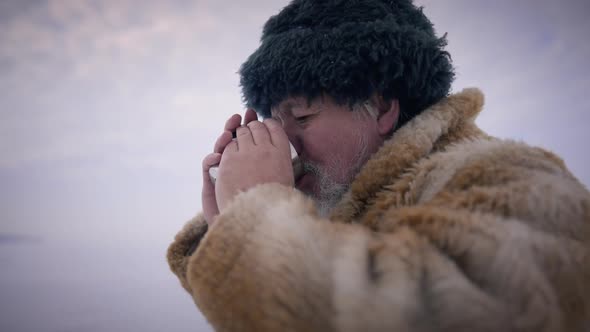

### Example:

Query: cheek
xmin=300 ymin=125 xmax=342 ymax=159
xmin=300 ymin=116 xmax=374 ymax=168
xmin=301 ymin=134 xmax=333 ymax=160
xmin=303 ymin=129 xmax=358 ymax=171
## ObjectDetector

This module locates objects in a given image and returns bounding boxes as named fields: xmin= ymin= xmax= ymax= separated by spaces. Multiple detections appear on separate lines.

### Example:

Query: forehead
xmin=272 ymin=95 xmax=343 ymax=116
xmin=271 ymin=97 xmax=308 ymax=115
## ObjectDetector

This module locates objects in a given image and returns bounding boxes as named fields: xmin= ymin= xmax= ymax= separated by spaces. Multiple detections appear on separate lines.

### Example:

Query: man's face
xmin=271 ymin=95 xmax=387 ymax=215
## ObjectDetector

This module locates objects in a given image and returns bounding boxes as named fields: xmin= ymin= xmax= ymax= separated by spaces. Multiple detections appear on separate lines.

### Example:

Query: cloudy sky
xmin=1 ymin=1 xmax=589 ymax=331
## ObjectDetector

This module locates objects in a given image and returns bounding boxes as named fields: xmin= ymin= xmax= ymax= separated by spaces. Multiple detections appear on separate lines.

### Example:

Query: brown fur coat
xmin=167 ymin=88 xmax=590 ymax=332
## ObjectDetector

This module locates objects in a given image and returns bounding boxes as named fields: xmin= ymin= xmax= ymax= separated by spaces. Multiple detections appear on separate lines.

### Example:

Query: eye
xmin=295 ymin=115 xmax=313 ymax=125
xmin=270 ymin=115 xmax=284 ymax=126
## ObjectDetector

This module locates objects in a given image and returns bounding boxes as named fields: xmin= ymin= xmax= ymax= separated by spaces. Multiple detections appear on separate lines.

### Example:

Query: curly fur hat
xmin=239 ymin=0 xmax=455 ymax=128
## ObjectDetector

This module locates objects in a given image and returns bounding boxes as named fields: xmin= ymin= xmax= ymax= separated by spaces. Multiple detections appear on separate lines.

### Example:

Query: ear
xmin=376 ymin=98 xmax=399 ymax=136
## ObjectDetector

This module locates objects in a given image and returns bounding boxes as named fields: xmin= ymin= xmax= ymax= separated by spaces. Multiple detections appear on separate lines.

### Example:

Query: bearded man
xmin=167 ymin=0 xmax=590 ymax=331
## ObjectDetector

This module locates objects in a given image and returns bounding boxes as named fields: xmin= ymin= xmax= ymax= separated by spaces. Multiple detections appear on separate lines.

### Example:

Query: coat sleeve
xmin=167 ymin=213 xmax=208 ymax=293
xmin=170 ymin=165 xmax=590 ymax=331
xmin=182 ymin=183 xmax=413 ymax=332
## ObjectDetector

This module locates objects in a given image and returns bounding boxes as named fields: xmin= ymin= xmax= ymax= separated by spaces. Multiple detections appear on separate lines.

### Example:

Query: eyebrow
xmin=273 ymin=100 xmax=303 ymax=117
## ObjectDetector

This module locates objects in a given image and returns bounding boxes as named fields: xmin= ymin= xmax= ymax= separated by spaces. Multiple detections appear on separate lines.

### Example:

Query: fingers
xmin=237 ymin=119 xmax=276 ymax=148
xmin=247 ymin=120 xmax=271 ymax=145
xmin=202 ymin=152 xmax=222 ymax=172
xmin=202 ymin=152 xmax=222 ymax=186
xmin=214 ymin=130 xmax=233 ymax=154
xmin=202 ymin=153 xmax=221 ymax=224
xmin=243 ymin=108 xmax=258 ymax=125
xmin=215 ymin=111 xmax=256 ymax=153
xmin=215 ymin=110 xmax=266 ymax=154
xmin=224 ymin=139 xmax=239 ymax=153
xmin=224 ymin=114 xmax=242 ymax=132
xmin=264 ymin=118 xmax=290 ymax=150
xmin=213 ymin=114 xmax=242 ymax=153
xmin=235 ymin=125 xmax=254 ymax=150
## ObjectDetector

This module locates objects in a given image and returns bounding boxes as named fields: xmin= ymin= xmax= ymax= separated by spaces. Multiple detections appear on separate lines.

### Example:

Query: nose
xmin=280 ymin=120 xmax=303 ymax=156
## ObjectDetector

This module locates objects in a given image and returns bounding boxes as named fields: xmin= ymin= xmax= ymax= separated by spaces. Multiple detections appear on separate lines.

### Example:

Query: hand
xmin=215 ymin=118 xmax=294 ymax=214
xmin=202 ymin=109 xmax=258 ymax=225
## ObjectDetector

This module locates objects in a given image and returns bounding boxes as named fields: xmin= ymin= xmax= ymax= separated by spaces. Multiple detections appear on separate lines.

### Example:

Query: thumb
xmin=202 ymin=152 xmax=222 ymax=224
xmin=202 ymin=153 xmax=222 ymax=191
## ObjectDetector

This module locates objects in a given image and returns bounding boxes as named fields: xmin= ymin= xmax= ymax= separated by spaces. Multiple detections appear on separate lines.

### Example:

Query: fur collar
xmin=330 ymin=88 xmax=487 ymax=222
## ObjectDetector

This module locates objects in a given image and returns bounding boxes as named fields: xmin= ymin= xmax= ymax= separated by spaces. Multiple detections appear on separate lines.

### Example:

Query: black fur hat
xmin=239 ymin=0 xmax=454 ymax=128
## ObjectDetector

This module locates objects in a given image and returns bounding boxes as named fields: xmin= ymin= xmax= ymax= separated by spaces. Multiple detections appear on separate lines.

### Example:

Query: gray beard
xmin=302 ymin=130 xmax=370 ymax=218
xmin=302 ymin=161 xmax=350 ymax=217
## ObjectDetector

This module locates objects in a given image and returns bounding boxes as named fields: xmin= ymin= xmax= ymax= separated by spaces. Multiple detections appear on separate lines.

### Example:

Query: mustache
xmin=302 ymin=159 xmax=322 ymax=176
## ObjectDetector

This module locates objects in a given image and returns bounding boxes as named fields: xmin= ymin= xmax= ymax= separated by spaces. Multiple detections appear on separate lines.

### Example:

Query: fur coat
xmin=167 ymin=88 xmax=590 ymax=332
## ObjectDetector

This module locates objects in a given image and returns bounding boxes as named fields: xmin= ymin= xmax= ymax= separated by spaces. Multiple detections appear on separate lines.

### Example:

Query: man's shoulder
xmin=440 ymin=137 xmax=568 ymax=178
xmin=407 ymin=137 xmax=581 ymax=205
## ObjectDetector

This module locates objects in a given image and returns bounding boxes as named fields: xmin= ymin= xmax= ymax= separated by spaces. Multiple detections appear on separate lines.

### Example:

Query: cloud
xmin=0 ymin=0 xmax=588 ymax=180
xmin=0 ymin=0 xmax=276 ymax=172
